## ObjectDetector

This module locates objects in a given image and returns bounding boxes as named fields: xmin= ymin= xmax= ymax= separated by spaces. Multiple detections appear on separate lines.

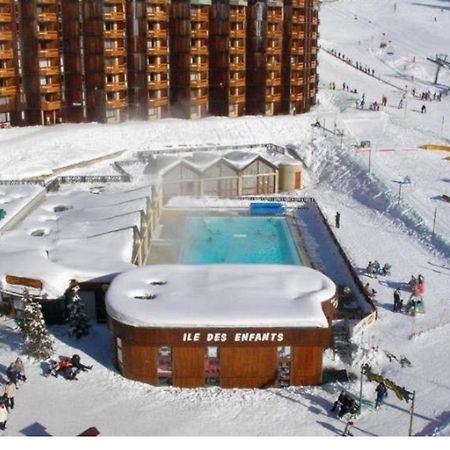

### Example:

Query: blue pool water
xmin=179 ymin=216 xmax=302 ymax=265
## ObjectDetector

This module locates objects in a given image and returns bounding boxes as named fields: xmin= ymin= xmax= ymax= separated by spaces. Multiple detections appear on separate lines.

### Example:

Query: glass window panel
xmin=277 ymin=346 xmax=291 ymax=388
xmin=157 ymin=346 xmax=172 ymax=386
xmin=205 ymin=346 xmax=220 ymax=387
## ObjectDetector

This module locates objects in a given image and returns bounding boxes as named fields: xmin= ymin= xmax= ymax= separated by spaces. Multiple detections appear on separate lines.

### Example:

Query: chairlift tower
xmin=427 ymin=54 xmax=450 ymax=84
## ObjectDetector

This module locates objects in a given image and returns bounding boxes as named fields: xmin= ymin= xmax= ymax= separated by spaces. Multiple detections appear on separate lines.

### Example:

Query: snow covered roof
xmin=106 ymin=264 xmax=336 ymax=328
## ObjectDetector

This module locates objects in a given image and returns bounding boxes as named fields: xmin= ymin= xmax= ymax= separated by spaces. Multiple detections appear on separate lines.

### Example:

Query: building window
xmin=157 ymin=346 xmax=173 ymax=386
xmin=277 ymin=346 xmax=291 ymax=387
xmin=205 ymin=346 xmax=220 ymax=386
xmin=116 ymin=337 xmax=123 ymax=369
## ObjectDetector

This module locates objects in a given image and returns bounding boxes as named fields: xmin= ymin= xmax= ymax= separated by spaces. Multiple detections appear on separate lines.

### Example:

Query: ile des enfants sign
xmin=182 ymin=331 xmax=285 ymax=344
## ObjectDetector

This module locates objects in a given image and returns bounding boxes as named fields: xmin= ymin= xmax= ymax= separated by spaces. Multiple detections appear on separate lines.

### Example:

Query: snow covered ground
xmin=0 ymin=0 xmax=449 ymax=439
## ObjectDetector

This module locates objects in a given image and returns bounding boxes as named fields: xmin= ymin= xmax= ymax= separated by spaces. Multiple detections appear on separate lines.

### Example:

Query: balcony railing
xmin=105 ymin=64 xmax=125 ymax=74
xmin=267 ymin=46 xmax=281 ymax=55
xmin=0 ymin=85 xmax=15 ymax=96
xmin=290 ymin=77 xmax=304 ymax=86
xmin=41 ymin=100 xmax=61 ymax=111
xmin=191 ymin=46 xmax=208 ymax=55
xmin=0 ymin=67 xmax=15 ymax=77
xmin=147 ymin=63 xmax=168 ymax=72
xmin=229 ymin=62 xmax=245 ymax=71
xmin=37 ymin=12 xmax=57 ymax=22
xmin=40 ymin=83 xmax=60 ymax=94
xmin=190 ymin=79 xmax=208 ymax=88
xmin=191 ymin=29 xmax=208 ymax=39
xmin=191 ymin=11 xmax=209 ymax=22
xmin=311 ymin=61 xmax=317 ymax=69
xmin=267 ymin=12 xmax=282 ymax=23
xmin=267 ymin=30 xmax=281 ymax=39
xmin=291 ymin=46 xmax=305 ymax=55
xmin=39 ymin=48 xmax=59 ymax=58
xmin=105 ymin=47 xmax=125 ymax=57
xmin=148 ymin=96 xmax=168 ymax=107
xmin=229 ymin=93 xmax=245 ymax=104
xmin=230 ymin=29 xmax=245 ymax=38
xmin=0 ymin=30 xmax=13 ymax=41
xmin=291 ymin=62 xmax=304 ymax=70
xmin=190 ymin=62 xmax=208 ymax=72
xmin=292 ymin=0 xmax=306 ymax=6
xmin=230 ymin=46 xmax=245 ymax=55
xmin=104 ymin=12 xmax=126 ymax=21
xmin=105 ymin=81 xmax=127 ymax=92
xmin=104 ymin=29 xmax=126 ymax=39
xmin=38 ymin=30 xmax=58 ymax=41
xmin=106 ymin=98 xmax=127 ymax=109
xmin=265 ymin=93 xmax=281 ymax=102
xmin=0 ymin=48 xmax=14 ymax=59
xmin=229 ymin=11 xmax=245 ymax=22
xmin=293 ymin=14 xmax=305 ymax=22
xmin=291 ymin=31 xmax=305 ymax=39
xmin=39 ymin=66 xmax=60 ymax=76
xmin=147 ymin=46 xmax=168 ymax=56
xmin=229 ymin=78 xmax=245 ymax=87
xmin=190 ymin=94 xmax=208 ymax=106
xmin=290 ymin=93 xmax=304 ymax=101
xmin=36 ymin=0 xmax=57 ymax=4
xmin=148 ymin=80 xmax=168 ymax=90
xmin=266 ymin=61 xmax=281 ymax=70
xmin=147 ymin=11 xmax=169 ymax=22
xmin=0 ymin=13 xmax=12 ymax=22
xmin=266 ymin=78 xmax=281 ymax=87
xmin=147 ymin=29 xmax=168 ymax=39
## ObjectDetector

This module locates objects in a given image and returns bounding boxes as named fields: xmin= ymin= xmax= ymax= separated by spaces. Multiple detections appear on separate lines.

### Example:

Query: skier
xmin=3 ymin=381 xmax=16 ymax=411
xmin=393 ymin=288 xmax=403 ymax=312
xmin=6 ymin=363 xmax=18 ymax=387
xmin=375 ymin=382 xmax=388 ymax=409
xmin=335 ymin=212 xmax=341 ymax=229
xmin=364 ymin=282 xmax=376 ymax=299
xmin=0 ymin=403 xmax=7 ymax=431
xmin=421 ymin=104 xmax=426 ymax=113
xmin=58 ymin=358 xmax=78 ymax=380
xmin=70 ymin=354 xmax=93 ymax=373
xmin=342 ymin=420 xmax=354 ymax=436
xmin=13 ymin=357 xmax=26 ymax=383
xmin=398 ymin=98 xmax=403 ymax=109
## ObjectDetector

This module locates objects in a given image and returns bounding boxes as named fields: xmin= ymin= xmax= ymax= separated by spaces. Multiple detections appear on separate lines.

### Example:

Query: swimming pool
xmin=179 ymin=216 xmax=303 ymax=265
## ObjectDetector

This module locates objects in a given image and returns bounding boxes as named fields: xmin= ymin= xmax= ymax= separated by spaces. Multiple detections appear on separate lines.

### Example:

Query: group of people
xmin=0 ymin=358 xmax=26 ymax=431
xmin=331 ymin=391 xmax=359 ymax=419
xmin=366 ymin=260 xmax=391 ymax=277
xmin=46 ymin=354 xmax=93 ymax=381
xmin=393 ymin=274 xmax=424 ymax=314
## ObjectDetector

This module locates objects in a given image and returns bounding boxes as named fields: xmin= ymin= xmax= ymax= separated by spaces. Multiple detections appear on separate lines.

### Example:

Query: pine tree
xmin=67 ymin=289 xmax=91 ymax=339
xmin=17 ymin=290 xmax=54 ymax=360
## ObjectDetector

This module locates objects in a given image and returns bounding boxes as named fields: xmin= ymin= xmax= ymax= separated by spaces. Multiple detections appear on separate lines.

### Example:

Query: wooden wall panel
xmin=291 ymin=346 xmax=323 ymax=386
xmin=122 ymin=344 xmax=157 ymax=385
xmin=220 ymin=346 xmax=277 ymax=388
xmin=173 ymin=346 xmax=204 ymax=387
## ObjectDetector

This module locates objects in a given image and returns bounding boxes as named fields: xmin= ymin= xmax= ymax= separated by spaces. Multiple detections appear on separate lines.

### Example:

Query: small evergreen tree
xmin=17 ymin=290 xmax=54 ymax=360
xmin=67 ymin=288 xmax=91 ymax=339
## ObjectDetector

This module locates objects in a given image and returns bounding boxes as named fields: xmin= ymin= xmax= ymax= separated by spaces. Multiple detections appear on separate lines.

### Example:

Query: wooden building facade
xmin=109 ymin=313 xmax=334 ymax=388
xmin=1 ymin=0 xmax=320 ymax=126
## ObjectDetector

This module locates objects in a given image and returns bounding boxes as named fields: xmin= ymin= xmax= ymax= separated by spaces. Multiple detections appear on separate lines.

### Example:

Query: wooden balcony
xmin=41 ymin=100 xmax=61 ymax=111
xmin=266 ymin=78 xmax=281 ymax=87
xmin=230 ymin=46 xmax=245 ymax=55
xmin=291 ymin=31 xmax=305 ymax=39
xmin=265 ymin=93 xmax=281 ymax=103
xmin=191 ymin=11 xmax=209 ymax=22
xmin=148 ymin=0 xmax=169 ymax=4
xmin=39 ymin=66 xmax=60 ymax=76
xmin=190 ymin=79 xmax=208 ymax=88
xmin=0 ymin=67 xmax=15 ymax=77
xmin=267 ymin=12 xmax=282 ymax=23
xmin=104 ymin=29 xmax=126 ymax=39
xmin=105 ymin=81 xmax=127 ymax=92
xmin=105 ymin=64 xmax=125 ymax=74
xmin=0 ymin=85 xmax=15 ymax=96
xmin=291 ymin=62 xmax=304 ymax=70
xmin=312 ymin=17 xmax=319 ymax=25
xmin=0 ymin=48 xmax=13 ymax=59
xmin=148 ymin=80 xmax=168 ymax=90
xmin=293 ymin=0 xmax=306 ymax=5
xmin=290 ymin=93 xmax=304 ymax=102
xmin=147 ymin=46 xmax=168 ymax=56
xmin=229 ymin=62 xmax=245 ymax=71
xmin=147 ymin=11 xmax=169 ymax=21
xmin=37 ymin=12 xmax=57 ymax=22
xmin=266 ymin=61 xmax=281 ymax=70
xmin=291 ymin=46 xmax=304 ymax=55
xmin=147 ymin=29 xmax=168 ymax=39
xmin=229 ymin=93 xmax=245 ymax=104
xmin=106 ymin=98 xmax=127 ymax=109
xmin=310 ymin=89 xmax=316 ymax=97
xmin=148 ymin=96 xmax=168 ymax=108
xmin=38 ymin=30 xmax=58 ymax=40
xmin=290 ymin=77 xmax=304 ymax=86
xmin=0 ymin=13 xmax=12 ymax=22
xmin=191 ymin=28 xmax=208 ymax=39
xmin=229 ymin=78 xmax=245 ymax=88
xmin=310 ymin=74 xmax=317 ymax=83
xmin=293 ymin=13 xmax=305 ymax=22
xmin=104 ymin=12 xmax=126 ymax=21
xmin=191 ymin=46 xmax=208 ymax=56
xmin=39 ymin=48 xmax=58 ymax=58
xmin=190 ymin=62 xmax=208 ymax=72
xmin=40 ymin=83 xmax=60 ymax=94
xmin=37 ymin=0 xmax=57 ymax=4
xmin=311 ymin=46 xmax=318 ymax=54
xmin=0 ymin=30 xmax=12 ymax=41
xmin=230 ymin=29 xmax=245 ymax=38
xmin=105 ymin=47 xmax=126 ymax=57
xmin=267 ymin=30 xmax=282 ymax=39
xmin=229 ymin=11 xmax=245 ymax=22
xmin=190 ymin=95 xmax=208 ymax=106
xmin=147 ymin=63 xmax=168 ymax=72
xmin=312 ymin=32 xmax=318 ymax=40
xmin=267 ymin=46 xmax=281 ymax=55
xmin=104 ymin=0 xmax=125 ymax=4
xmin=311 ymin=61 xmax=317 ymax=69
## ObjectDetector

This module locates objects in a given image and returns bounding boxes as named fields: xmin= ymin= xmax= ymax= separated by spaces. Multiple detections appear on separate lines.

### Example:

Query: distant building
xmin=0 ymin=0 xmax=319 ymax=126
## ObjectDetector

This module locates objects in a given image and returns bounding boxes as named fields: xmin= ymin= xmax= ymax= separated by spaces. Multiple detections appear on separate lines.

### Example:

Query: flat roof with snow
xmin=106 ymin=264 xmax=336 ymax=328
